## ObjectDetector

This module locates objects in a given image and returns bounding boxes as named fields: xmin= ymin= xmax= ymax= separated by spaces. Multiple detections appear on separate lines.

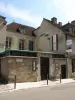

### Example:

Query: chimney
xmin=58 ymin=22 xmax=62 ymax=27
xmin=51 ymin=17 xmax=57 ymax=24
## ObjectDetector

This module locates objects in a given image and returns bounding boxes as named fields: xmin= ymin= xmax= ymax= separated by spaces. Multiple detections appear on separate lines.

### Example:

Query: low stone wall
xmin=52 ymin=58 xmax=72 ymax=79
xmin=1 ymin=56 xmax=38 ymax=83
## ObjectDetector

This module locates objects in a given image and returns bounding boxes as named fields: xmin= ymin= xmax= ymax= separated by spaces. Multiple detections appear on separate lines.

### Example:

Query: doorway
xmin=0 ymin=59 xmax=1 ymax=78
xmin=40 ymin=57 xmax=49 ymax=80
xmin=61 ymin=65 xmax=66 ymax=79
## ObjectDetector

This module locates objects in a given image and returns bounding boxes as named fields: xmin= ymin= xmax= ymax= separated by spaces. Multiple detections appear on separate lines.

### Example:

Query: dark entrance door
xmin=61 ymin=65 xmax=66 ymax=79
xmin=40 ymin=57 xmax=49 ymax=80
xmin=0 ymin=59 xmax=1 ymax=78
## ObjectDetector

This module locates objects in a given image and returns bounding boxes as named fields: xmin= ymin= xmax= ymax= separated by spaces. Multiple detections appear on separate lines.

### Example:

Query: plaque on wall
xmin=16 ymin=59 xmax=23 ymax=62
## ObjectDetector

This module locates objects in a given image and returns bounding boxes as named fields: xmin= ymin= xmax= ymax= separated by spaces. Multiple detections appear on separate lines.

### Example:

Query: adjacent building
xmin=34 ymin=17 xmax=75 ymax=80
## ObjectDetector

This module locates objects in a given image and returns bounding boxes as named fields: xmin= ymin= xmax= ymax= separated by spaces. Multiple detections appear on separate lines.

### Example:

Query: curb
xmin=0 ymin=81 xmax=75 ymax=94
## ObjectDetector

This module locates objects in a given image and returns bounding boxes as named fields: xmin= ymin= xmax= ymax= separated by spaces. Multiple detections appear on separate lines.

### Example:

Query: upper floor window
xmin=6 ymin=37 xmax=12 ymax=49
xmin=52 ymin=34 xmax=58 ymax=51
xmin=19 ymin=39 xmax=25 ymax=50
xmin=29 ymin=40 xmax=34 ymax=51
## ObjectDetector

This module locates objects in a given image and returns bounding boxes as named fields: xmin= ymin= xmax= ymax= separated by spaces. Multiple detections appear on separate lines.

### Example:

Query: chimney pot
xmin=58 ymin=22 xmax=62 ymax=27
xmin=51 ymin=17 xmax=57 ymax=24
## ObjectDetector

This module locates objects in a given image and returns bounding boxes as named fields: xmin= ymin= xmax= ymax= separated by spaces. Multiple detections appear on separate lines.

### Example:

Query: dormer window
xmin=17 ymin=26 xmax=25 ymax=34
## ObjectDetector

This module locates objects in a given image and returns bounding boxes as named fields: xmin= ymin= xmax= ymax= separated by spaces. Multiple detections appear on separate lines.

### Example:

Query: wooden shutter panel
xmin=52 ymin=36 xmax=53 ymax=51
xmin=56 ymin=34 xmax=58 ymax=50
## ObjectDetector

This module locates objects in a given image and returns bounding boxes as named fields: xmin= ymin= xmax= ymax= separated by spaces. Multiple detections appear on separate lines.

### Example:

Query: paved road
xmin=0 ymin=83 xmax=75 ymax=100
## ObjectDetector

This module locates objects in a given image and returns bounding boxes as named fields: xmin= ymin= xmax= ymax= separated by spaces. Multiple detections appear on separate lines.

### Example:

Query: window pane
xmin=53 ymin=35 xmax=56 ymax=43
xmin=6 ymin=41 xmax=8 ymax=49
xmin=19 ymin=27 xmax=25 ymax=34
xmin=52 ymin=34 xmax=58 ymax=51
xmin=29 ymin=41 xmax=34 ymax=50
xmin=9 ymin=41 xmax=11 ymax=48
xmin=19 ymin=39 xmax=25 ymax=50
xmin=72 ymin=60 xmax=75 ymax=72
xmin=53 ymin=43 xmax=56 ymax=51
xmin=19 ymin=42 xmax=21 ymax=50
xmin=6 ymin=37 xmax=12 ymax=49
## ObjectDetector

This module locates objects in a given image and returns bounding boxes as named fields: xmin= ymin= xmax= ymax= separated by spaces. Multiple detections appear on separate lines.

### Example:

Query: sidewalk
xmin=0 ymin=79 xmax=75 ymax=94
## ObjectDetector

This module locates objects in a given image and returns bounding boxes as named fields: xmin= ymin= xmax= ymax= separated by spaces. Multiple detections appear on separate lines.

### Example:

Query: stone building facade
xmin=34 ymin=17 xmax=75 ymax=80
xmin=0 ymin=18 xmax=38 ymax=83
xmin=0 ymin=15 xmax=75 ymax=83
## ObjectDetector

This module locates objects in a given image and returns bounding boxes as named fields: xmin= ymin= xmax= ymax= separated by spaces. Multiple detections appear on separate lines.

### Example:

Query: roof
xmin=62 ymin=22 xmax=75 ymax=37
xmin=6 ymin=22 xmax=36 ymax=37
xmin=63 ymin=32 xmax=75 ymax=37
xmin=44 ymin=18 xmax=62 ymax=29
xmin=0 ymin=15 xmax=6 ymax=19
xmin=33 ymin=18 xmax=63 ymax=34
xmin=62 ymin=23 xmax=70 ymax=28
xmin=33 ymin=26 xmax=40 ymax=32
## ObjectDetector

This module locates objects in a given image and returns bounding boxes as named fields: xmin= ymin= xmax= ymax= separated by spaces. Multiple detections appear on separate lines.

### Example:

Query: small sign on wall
xmin=16 ymin=59 xmax=23 ymax=62
xmin=32 ymin=61 xmax=36 ymax=71
xmin=66 ymin=40 xmax=72 ymax=52
xmin=8 ymin=59 xmax=13 ymax=63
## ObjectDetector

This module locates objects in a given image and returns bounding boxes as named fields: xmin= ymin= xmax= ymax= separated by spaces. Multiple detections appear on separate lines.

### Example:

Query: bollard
xmin=14 ymin=75 xmax=16 ymax=89
xmin=60 ymin=74 xmax=61 ymax=83
xmin=47 ymin=74 xmax=48 ymax=85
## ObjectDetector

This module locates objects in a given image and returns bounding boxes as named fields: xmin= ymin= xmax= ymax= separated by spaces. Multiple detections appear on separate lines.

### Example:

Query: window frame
xmin=18 ymin=26 xmax=26 ymax=34
xmin=6 ymin=37 xmax=12 ymax=49
xmin=72 ymin=59 xmax=75 ymax=73
xmin=29 ymin=40 xmax=34 ymax=51
xmin=19 ymin=39 xmax=25 ymax=50
xmin=52 ymin=34 xmax=58 ymax=51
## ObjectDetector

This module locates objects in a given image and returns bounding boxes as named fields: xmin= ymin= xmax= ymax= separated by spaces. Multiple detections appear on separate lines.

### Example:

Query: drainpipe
xmin=47 ymin=37 xmax=50 ymax=52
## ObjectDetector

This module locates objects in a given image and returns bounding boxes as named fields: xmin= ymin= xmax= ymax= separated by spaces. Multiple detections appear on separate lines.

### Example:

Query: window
xmin=29 ymin=40 xmax=34 ymax=50
xmin=52 ymin=34 xmax=58 ymax=51
xmin=6 ymin=37 xmax=12 ymax=49
xmin=18 ymin=26 xmax=25 ymax=34
xmin=72 ymin=28 xmax=74 ymax=33
xmin=72 ymin=60 xmax=75 ymax=72
xmin=19 ymin=39 xmax=25 ymax=50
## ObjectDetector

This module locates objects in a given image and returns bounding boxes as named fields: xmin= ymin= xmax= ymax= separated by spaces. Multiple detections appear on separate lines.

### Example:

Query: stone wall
xmin=1 ymin=57 xmax=8 ymax=80
xmin=50 ymin=58 xmax=72 ymax=79
xmin=1 ymin=56 xmax=37 ymax=83
xmin=54 ymin=59 xmax=66 ymax=79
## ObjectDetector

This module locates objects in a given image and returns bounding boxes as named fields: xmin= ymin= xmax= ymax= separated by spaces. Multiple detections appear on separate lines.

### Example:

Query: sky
xmin=0 ymin=0 xmax=75 ymax=28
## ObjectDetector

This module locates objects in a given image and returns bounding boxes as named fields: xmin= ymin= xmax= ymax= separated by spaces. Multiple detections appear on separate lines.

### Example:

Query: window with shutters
xmin=19 ymin=39 xmax=25 ymax=50
xmin=6 ymin=37 xmax=12 ymax=49
xmin=52 ymin=34 xmax=58 ymax=51
xmin=29 ymin=40 xmax=34 ymax=50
